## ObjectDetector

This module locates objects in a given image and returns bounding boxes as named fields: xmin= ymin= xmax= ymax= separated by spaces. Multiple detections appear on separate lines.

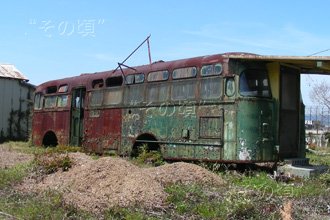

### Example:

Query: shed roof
xmin=0 ymin=63 xmax=28 ymax=81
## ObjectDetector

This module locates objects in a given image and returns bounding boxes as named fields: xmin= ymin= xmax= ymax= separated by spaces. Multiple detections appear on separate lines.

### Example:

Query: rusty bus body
xmin=32 ymin=53 xmax=330 ymax=163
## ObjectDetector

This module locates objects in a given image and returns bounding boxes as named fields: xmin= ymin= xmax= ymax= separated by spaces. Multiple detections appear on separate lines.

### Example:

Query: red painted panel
xmin=83 ymin=108 xmax=122 ymax=153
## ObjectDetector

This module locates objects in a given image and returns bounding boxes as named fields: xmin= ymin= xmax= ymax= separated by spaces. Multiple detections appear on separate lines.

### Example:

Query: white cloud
xmin=182 ymin=23 xmax=330 ymax=56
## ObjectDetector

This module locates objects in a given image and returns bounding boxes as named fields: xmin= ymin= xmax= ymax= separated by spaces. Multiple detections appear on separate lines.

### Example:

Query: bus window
xmin=171 ymin=81 xmax=196 ymax=101
xmin=89 ymin=90 xmax=102 ymax=106
xmin=147 ymin=70 xmax=169 ymax=82
xmin=57 ymin=95 xmax=68 ymax=107
xmin=45 ymin=96 xmax=57 ymax=108
xmin=104 ymin=88 xmax=123 ymax=105
xmin=125 ymin=85 xmax=144 ymax=105
xmin=147 ymin=84 xmax=168 ymax=103
xmin=172 ymin=67 xmax=197 ymax=79
xmin=125 ymin=73 xmax=145 ymax=85
xmin=200 ymin=78 xmax=222 ymax=99
xmin=225 ymin=78 xmax=235 ymax=97
xmin=106 ymin=76 xmax=123 ymax=87
xmin=58 ymin=84 xmax=68 ymax=93
xmin=239 ymin=69 xmax=271 ymax=98
xmin=46 ymin=86 xmax=57 ymax=94
xmin=34 ymin=92 xmax=44 ymax=110
xmin=201 ymin=63 xmax=222 ymax=77
xmin=92 ymin=79 xmax=104 ymax=89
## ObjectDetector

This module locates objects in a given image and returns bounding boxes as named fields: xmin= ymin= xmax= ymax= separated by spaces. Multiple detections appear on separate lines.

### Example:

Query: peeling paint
xmin=239 ymin=147 xmax=252 ymax=160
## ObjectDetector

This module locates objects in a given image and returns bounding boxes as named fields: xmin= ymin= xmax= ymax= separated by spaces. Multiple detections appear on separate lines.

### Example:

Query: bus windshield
xmin=239 ymin=69 xmax=271 ymax=98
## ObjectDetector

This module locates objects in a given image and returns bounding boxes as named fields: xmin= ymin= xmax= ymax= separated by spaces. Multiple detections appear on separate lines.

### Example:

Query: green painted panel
xmin=236 ymin=100 xmax=276 ymax=161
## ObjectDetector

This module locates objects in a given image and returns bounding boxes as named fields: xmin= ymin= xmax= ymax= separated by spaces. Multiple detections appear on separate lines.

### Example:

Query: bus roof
xmin=36 ymin=52 xmax=330 ymax=93
xmin=223 ymin=53 xmax=330 ymax=75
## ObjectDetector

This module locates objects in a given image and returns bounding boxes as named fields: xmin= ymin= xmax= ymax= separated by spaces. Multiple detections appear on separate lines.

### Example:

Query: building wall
xmin=0 ymin=78 xmax=35 ymax=142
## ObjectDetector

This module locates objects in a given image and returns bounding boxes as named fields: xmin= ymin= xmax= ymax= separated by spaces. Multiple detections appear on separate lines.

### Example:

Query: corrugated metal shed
xmin=0 ymin=63 xmax=28 ymax=81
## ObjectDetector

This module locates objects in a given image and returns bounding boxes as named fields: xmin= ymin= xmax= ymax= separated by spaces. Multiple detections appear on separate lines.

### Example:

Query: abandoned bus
xmin=32 ymin=53 xmax=330 ymax=163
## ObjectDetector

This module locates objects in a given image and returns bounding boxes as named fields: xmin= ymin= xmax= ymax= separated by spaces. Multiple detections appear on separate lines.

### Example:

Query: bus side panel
xmin=222 ymin=104 xmax=237 ymax=160
xmin=32 ymin=111 xmax=70 ymax=146
xmin=159 ymin=105 xmax=222 ymax=161
xmin=83 ymin=108 xmax=122 ymax=154
xmin=120 ymin=108 xmax=145 ymax=155
xmin=236 ymin=100 xmax=276 ymax=162
xmin=32 ymin=112 xmax=43 ymax=146
xmin=55 ymin=111 xmax=70 ymax=145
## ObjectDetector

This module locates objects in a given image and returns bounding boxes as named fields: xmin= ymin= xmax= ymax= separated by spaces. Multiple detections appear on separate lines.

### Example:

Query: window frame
xmin=239 ymin=69 xmax=272 ymax=98
xmin=201 ymin=63 xmax=223 ymax=77
xmin=172 ymin=66 xmax=197 ymax=80
xmin=147 ymin=70 xmax=169 ymax=82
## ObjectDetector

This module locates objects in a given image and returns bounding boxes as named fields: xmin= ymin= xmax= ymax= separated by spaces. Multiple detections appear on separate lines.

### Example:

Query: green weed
xmin=0 ymin=162 xmax=32 ymax=190
xmin=0 ymin=190 xmax=94 ymax=220
xmin=131 ymin=144 xmax=165 ymax=167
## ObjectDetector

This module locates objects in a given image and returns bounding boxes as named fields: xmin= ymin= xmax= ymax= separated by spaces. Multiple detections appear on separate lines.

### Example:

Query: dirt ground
xmin=0 ymin=145 xmax=226 ymax=214
xmin=0 ymin=145 xmax=34 ymax=169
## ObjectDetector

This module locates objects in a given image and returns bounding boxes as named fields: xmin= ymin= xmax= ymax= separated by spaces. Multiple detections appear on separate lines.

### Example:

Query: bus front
xmin=235 ymin=61 xmax=278 ymax=162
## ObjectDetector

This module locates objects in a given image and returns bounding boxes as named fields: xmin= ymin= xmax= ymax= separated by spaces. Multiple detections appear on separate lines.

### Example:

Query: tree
xmin=309 ymin=79 xmax=330 ymax=109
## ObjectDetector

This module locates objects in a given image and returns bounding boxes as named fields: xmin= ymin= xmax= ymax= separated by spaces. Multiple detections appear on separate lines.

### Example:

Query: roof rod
xmin=112 ymin=35 xmax=151 ymax=73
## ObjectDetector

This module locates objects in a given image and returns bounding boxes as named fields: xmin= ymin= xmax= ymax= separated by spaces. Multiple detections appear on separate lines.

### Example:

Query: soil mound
xmin=147 ymin=162 xmax=226 ymax=186
xmin=18 ymin=153 xmax=226 ymax=213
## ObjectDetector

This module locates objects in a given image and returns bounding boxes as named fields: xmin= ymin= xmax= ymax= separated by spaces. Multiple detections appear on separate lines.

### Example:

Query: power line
xmin=308 ymin=48 xmax=330 ymax=57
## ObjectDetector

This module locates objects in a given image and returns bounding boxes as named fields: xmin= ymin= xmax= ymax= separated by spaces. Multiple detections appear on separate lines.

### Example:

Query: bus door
xmin=70 ymin=87 xmax=86 ymax=146
xmin=279 ymin=65 xmax=300 ymax=158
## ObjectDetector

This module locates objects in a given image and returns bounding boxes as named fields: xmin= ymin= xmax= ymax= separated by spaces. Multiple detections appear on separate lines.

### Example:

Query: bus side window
xmin=225 ymin=78 xmax=235 ymax=97
xmin=200 ymin=78 xmax=222 ymax=99
xmin=89 ymin=90 xmax=102 ymax=107
xmin=57 ymin=95 xmax=68 ymax=107
xmin=171 ymin=81 xmax=196 ymax=101
xmin=201 ymin=63 xmax=222 ymax=77
xmin=34 ymin=92 xmax=44 ymax=110
xmin=46 ymin=86 xmax=57 ymax=94
xmin=92 ymin=79 xmax=104 ymax=89
xmin=125 ymin=85 xmax=145 ymax=105
xmin=125 ymin=73 xmax=144 ymax=85
xmin=147 ymin=84 xmax=168 ymax=103
xmin=172 ymin=67 xmax=197 ymax=79
xmin=104 ymin=88 xmax=123 ymax=105
xmin=45 ymin=96 xmax=57 ymax=108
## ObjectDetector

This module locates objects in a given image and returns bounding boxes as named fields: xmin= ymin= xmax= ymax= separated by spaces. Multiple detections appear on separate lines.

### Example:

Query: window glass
xmin=57 ymin=95 xmax=68 ymax=107
xmin=200 ymin=78 xmax=222 ymax=99
xmin=125 ymin=73 xmax=145 ymax=84
xmin=201 ymin=63 xmax=222 ymax=77
xmin=147 ymin=84 xmax=168 ymax=103
xmin=46 ymin=86 xmax=57 ymax=94
xmin=92 ymin=79 xmax=104 ymax=89
xmin=147 ymin=70 xmax=169 ymax=82
xmin=239 ymin=69 xmax=271 ymax=98
xmin=172 ymin=67 xmax=197 ymax=79
xmin=171 ymin=81 xmax=196 ymax=100
xmin=225 ymin=78 xmax=235 ymax=97
xmin=104 ymin=88 xmax=123 ymax=105
xmin=125 ymin=85 xmax=144 ymax=105
xmin=58 ymin=84 xmax=68 ymax=93
xmin=45 ymin=96 xmax=57 ymax=108
xmin=89 ymin=90 xmax=102 ymax=106
xmin=106 ymin=76 xmax=123 ymax=87
xmin=34 ymin=93 xmax=44 ymax=110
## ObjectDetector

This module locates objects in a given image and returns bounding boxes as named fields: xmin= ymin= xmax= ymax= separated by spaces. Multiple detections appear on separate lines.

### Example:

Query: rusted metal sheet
xmin=83 ymin=108 xmax=122 ymax=154
xmin=0 ymin=64 xmax=28 ymax=80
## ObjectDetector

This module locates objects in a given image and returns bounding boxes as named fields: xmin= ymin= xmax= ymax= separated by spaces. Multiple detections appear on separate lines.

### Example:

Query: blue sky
xmin=1 ymin=0 xmax=330 ymax=106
